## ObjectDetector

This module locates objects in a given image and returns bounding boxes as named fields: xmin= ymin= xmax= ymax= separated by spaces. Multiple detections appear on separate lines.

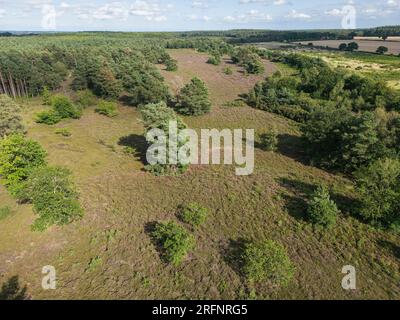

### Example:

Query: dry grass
xmin=0 ymin=50 xmax=400 ymax=300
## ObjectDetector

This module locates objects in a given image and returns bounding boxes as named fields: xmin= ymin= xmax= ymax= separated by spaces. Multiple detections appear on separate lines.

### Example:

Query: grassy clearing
xmin=0 ymin=49 xmax=399 ymax=300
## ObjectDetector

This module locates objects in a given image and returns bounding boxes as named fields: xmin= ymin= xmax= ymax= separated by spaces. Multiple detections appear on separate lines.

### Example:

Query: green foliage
xmin=42 ymin=86 xmax=51 ymax=105
xmin=0 ymin=134 xmax=47 ymax=195
xmin=347 ymin=42 xmax=359 ymax=51
xmin=0 ymin=95 xmax=25 ymax=137
xmin=355 ymin=158 xmax=400 ymax=228
xmin=175 ymin=77 xmax=211 ymax=116
xmin=95 ymin=100 xmax=119 ymax=117
xmin=307 ymin=186 xmax=339 ymax=229
xmin=0 ymin=206 xmax=12 ymax=221
xmin=19 ymin=166 xmax=83 ymax=231
xmin=36 ymin=95 xmax=81 ymax=125
xmin=179 ymin=203 xmax=208 ymax=229
xmin=259 ymin=130 xmax=278 ymax=152
xmin=55 ymin=128 xmax=72 ymax=137
xmin=51 ymin=95 xmax=82 ymax=119
xmin=165 ymin=58 xmax=178 ymax=71
xmin=140 ymin=102 xmax=188 ymax=175
xmin=302 ymin=107 xmax=384 ymax=172
xmin=222 ymin=99 xmax=245 ymax=108
xmin=36 ymin=110 xmax=63 ymax=125
xmin=207 ymin=54 xmax=222 ymax=65
xmin=75 ymin=90 xmax=97 ymax=108
xmin=376 ymin=46 xmax=389 ymax=54
xmin=223 ymin=67 xmax=233 ymax=75
xmin=231 ymin=46 xmax=265 ymax=74
xmin=241 ymin=240 xmax=295 ymax=286
xmin=152 ymin=221 xmax=195 ymax=266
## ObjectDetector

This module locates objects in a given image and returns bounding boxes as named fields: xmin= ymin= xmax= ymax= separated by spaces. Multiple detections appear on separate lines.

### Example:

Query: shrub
xmin=51 ymin=95 xmax=82 ymax=119
xmin=307 ymin=186 xmax=339 ymax=229
xmin=207 ymin=54 xmax=222 ymax=65
xmin=376 ymin=46 xmax=389 ymax=55
xmin=151 ymin=221 xmax=195 ymax=266
xmin=355 ymin=158 xmax=400 ymax=228
xmin=165 ymin=58 xmax=178 ymax=71
xmin=179 ymin=203 xmax=208 ymax=229
xmin=42 ymin=86 xmax=51 ymax=106
xmin=36 ymin=110 xmax=62 ymax=125
xmin=222 ymin=100 xmax=245 ymax=108
xmin=0 ymin=95 xmax=25 ymax=137
xmin=241 ymin=240 xmax=295 ymax=286
xmin=55 ymin=128 xmax=72 ymax=137
xmin=75 ymin=90 xmax=96 ymax=108
xmin=95 ymin=100 xmax=119 ymax=117
xmin=0 ymin=134 xmax=47 ymax=195
xmin=19 ymin=166 xmax=83 ymax=231
xmin=259 ymin=131 xmax=278 ymax=152
xmin=224 ymin=67 xmax=233 ymax=75
xmin=175 ymin=77 xmax=211 ymax=116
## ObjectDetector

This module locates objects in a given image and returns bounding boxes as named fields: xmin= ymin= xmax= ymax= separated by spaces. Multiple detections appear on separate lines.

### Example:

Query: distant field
xmin=298 ymin=40 xmax=400 ymax=55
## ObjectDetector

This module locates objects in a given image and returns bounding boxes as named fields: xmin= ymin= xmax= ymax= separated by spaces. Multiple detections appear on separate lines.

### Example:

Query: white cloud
xmin=223 ymin=10 xmax=272 ymax=23
xmin=239 ymin=0 xmax=287 ymax=5
xmin=192 ymin=1 xmax=209 ymax=9
xmin=286 ymin=9 xmax=311 ymax=19
xmin=325 ymin=8 xmax=343 ymax=16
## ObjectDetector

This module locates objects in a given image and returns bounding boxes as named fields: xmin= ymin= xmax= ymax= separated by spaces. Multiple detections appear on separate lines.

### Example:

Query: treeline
xmin=248 ymin=51 xmax=400 ymax=228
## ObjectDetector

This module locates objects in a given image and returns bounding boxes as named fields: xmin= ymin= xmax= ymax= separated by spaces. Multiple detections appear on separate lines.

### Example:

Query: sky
xmin=0 ymin=0 xmax=399 ymax=32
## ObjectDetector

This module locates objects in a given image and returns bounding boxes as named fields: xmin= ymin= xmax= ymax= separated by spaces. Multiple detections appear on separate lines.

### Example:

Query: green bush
xmin=0 ymin=134 xmax=47 ymax=195
xmin=165 ymin=58 xmax=178 ymax=71
xmin=95 ymin=100 xmax=119 ymax=117
xmin=307 ymin=186 xmax=339 ymax=229
xmin=51 ymin=95 xmax=82 ymax=119
xmin=179 ymin=203 xmax=208 ymax=229
xmin=175 ymin=77 xmax=211 ymax=116
xmin=355 ymin=158 xmax=400 ymax=228
xmin=259 ymin=131 xmax=278 ymax=152
xmin=241 ymin=240 xmax=295 ymax=286
xmin=19 ymin=166 xmax=83 ymax=231
xmin=36 ymin=110 xmax=62 ymax=125
xmin=207 ymin=55 xmax=222 ymax=65
xmin=152 ymin=221 xmax=195 ymax=266
xmin=0 ymin=95 xmax=25 ymax=137
xmin=75 ymin=90 xmax=97 ymax=108
xmin=224 ymin=67 xmax=233 ymax=75
xmin=42 ymin=86 xmax=51 ymax=106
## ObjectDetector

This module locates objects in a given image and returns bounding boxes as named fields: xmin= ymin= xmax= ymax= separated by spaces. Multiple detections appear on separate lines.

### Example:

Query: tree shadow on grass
xmin=277 ymin=134 xmax=308 ymax=165
xmin=118 ymin=134 xmax=148 ymax=165
xmin=278 ymin=177 xmax=361 ymax=222
xmin=220 ymin=238 xmax=249 ymax=278
xmin=0 ymin=276 xmax=28 ymax=300
xmin=144 ymin=221 xmax=169 ymax=264
xmin=378 ymin=240 xmax=400 ymax=260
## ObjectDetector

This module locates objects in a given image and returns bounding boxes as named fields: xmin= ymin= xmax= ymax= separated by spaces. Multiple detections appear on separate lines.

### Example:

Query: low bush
xmin=241 ymin=240 xmax=295 ymax=286
xmin=259 ymin=131 xmax=278 ymax=152
xmin=95 ymin=100 xmax=119 ymax=117
xmin=36 ymin=110 xmax=62 ymax=125
xmin=207 ymin=54 xmax=222 ymax=65
xmin=179 ymin=203 xmax=208 ymax=229
xmin=165 ymin=58 xmax=178 ymax=71
xmin=175 ymin=77 xmax=211 ymax=116
xmin=0 ymin=95 xmax=25 ymax=137
xmin=224 ymin=67 xmax=233 ymax=75
xmin=19 ymin=166 xmax=83 ymax=231
xmin=307 ymin=186 xmax=339 ymax=229
xmin=75 ymin=90 xmax=97 ymax=108
xmin=151 ymin=221 xmax=195 ymax=266
xmin=0 ymin=134 xmax=47 ymax=195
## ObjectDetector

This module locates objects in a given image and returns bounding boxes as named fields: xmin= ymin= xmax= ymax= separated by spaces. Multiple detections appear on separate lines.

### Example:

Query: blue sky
xmin=0 ymin=0 xmax=399 ymax=31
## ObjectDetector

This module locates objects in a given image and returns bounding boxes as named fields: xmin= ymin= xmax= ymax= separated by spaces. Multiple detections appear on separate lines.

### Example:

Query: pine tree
xmin=175 ymin=77 xmax=211 ymax=116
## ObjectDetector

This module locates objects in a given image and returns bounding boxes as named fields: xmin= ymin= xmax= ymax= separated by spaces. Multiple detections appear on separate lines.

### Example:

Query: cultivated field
xmin=1 ymin=48 xmax=400 ymax=300
xmin=298 ymin=40 xmax=400 ymax=55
